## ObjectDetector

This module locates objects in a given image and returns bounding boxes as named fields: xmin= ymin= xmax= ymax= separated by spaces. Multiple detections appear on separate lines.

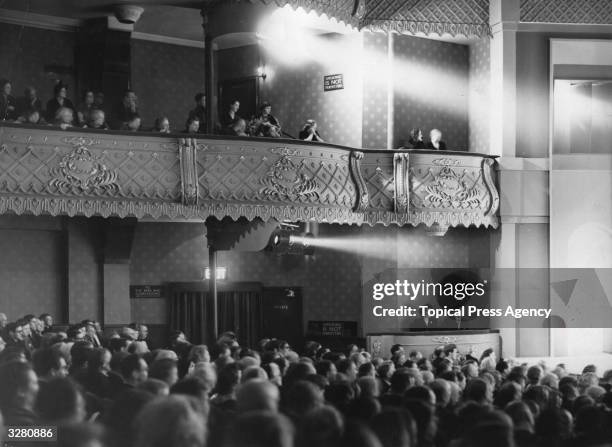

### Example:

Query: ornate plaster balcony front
xmin=0 ymin=123 xmax=499 ymax=231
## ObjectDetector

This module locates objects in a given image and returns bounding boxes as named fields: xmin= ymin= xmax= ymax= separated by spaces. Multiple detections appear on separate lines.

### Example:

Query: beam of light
xmin=287 ymin=235 xmax=397 ymax=260
xmin=257 ymin=5 xmax=358 ymax=68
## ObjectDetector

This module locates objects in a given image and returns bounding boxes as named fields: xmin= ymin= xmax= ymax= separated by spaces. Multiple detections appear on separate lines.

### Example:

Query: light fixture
xmin=204 ymin=267 xmax=227 ymax=280
xmin=269 ymin=226 xmax=315 ymax=255
xmin=256 ymin=65 xmax=267 ymax=80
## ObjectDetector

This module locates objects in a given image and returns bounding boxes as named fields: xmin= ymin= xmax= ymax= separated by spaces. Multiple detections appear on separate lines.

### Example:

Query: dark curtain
xmin=169 ymin=291 xmax=211 ymax=345
xmin=170 ymin=289 xmax=263 ymax=347
xmin=218 ymin=291 xmax=264 ymax=349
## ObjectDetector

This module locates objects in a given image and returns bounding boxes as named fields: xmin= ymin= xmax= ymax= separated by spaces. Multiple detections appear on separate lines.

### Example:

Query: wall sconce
xmin=204 ymin=267 xmax=227 ymax=280
xmin=256 ymin=65 xmax=267 ymax=80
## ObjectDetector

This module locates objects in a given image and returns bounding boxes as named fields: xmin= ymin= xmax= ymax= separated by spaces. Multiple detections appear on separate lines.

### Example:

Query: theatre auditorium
xmin=0 ymin=0 xmax=611 ymax=446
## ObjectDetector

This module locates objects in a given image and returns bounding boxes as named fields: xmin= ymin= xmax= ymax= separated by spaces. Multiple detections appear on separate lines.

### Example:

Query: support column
xmin=489 ymin=0 xmax=518 ymax=157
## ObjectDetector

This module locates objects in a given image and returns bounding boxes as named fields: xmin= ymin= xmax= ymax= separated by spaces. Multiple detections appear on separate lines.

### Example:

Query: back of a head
xmin=535 ymin=407 xmax=573 ymax=442
xmin=403 ymin=399 xmax=436 ymax=446
xmin=370 ymin=408 xmax=415 ymax=447
xmin=102 ymin=389 xmax=155 ymax=447
xmin=324 ymin=380 xmax=354 ymax=413
xmin=0 ymin=360 xmax=36 ymax=413
xmin=281 ymin=380 xmax=323 ymax=418
xmin=36 ymin=377 xmax=85 ymax=425
xmin=149 ymin=358 xmax=178 ymax=386
xmin=464 ymin=378 xmax=490 ymax=404
xmin=430 ymin=378 xmax=451 ymax=407
xmin=134 ymin=395 xmax=207 ymax=447
xmin=296 ymin=405 xmax=344 ymax=447
xmin=227 ymin=411 xmax=294 ymax=447
xmin=390 ymin=368 xmax=413 ymax=394
xmin=459 ymin=410 xmax=514 ymax=447
xmin=237 ymin=379 xmax=280 ymax=413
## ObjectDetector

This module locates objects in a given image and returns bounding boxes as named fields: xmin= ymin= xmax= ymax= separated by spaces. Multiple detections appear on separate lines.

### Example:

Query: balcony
xmin=0 ymin=122 xmax=499 ymax=231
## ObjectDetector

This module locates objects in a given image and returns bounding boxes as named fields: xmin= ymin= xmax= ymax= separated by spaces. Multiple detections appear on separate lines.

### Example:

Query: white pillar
xmin=489 ymin=0 xmax=518 ymax=157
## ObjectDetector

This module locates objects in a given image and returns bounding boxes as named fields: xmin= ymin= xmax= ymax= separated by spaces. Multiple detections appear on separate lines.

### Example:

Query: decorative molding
xmin=49 ymin=143 xmax=119 ymax=194
xmin=260 ymin=154 xmax=319 ymax=201
xmin=360 ymin=0 xmax=491 ymax=38
xmin=131 ymin=32 xmax=206 ymax=49
xmin=520 ymin=0 xmax=612 ymax=24
xmin=349 ymin=151 xmax=369 ymax=212
xmin=0 ymin=8 xmax=80 ymax=32
xmin=393 ymin=152 xmax=409 ymax=214
xmin=0 ymin=124 xmax=500 ymax=229
xmin=179 ymin=138 xmax=199 ymax=206
xmin=482 ymin=158 xmax=499 ymax=217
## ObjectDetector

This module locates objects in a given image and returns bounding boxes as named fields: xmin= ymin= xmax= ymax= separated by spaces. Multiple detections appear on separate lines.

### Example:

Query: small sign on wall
xmin=130 ymin=285 xmax=165 ymax=299
xmin=324 ymin=74 xmax=344 ymax=91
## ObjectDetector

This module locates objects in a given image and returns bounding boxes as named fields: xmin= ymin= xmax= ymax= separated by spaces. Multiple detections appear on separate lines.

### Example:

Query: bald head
xmin=237 ymin=379 xmax=280 ymax=413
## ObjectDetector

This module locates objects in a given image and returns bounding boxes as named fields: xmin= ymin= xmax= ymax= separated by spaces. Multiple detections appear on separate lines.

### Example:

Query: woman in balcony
xmin=249 ymin=102 xmax=281 ymax=138
xmin=426 ymin=128 xmax=447 ymax=151
xmin=46 ymin=82 xmax=75 ymax=124
xmin=403 ymin=128 xmax=425 ymax=149
xmin=0 ymin=79 xmax=18 ymax=121
xmin=85 ymin=109 xmax=109 ymax=130
xmin=184 ymin=116 xmax=200 ymax=134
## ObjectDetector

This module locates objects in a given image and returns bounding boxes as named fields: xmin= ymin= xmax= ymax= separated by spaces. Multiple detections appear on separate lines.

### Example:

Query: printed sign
xmin=307 ymin=320 xmax=358 ymax=337
xmin=324 ymin=74 xmax=344 ymax=91
xmin=130 ymin=285 xmax=165 ymax=299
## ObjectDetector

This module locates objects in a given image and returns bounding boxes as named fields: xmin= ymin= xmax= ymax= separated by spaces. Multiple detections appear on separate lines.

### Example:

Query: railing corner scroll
xmin=481 ymin=158 xmax=499 ymax=217
xmin=179 ymin=137 xmax=199 ymax=206
xmin=349 ymin=150 xmax=369 ymax=212
xmin=393 ymin=152 xmax=410 ymax=214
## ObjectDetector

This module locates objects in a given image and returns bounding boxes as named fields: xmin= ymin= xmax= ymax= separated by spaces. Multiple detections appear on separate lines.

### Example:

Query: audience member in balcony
xmin=17 ymin=86 xmax=43 ymax=116
xmin=188 ymin=92 xmax=206 ymax=126
xmin=123 ymin=113 xmax=142 ymax=132
xmin=249 ymin=102 xmax=281 ymax=138
xmin=228 ymin=118 xmax=248 ymax=137
xmin=299 ymin=119 xmax=324 ymax=142
xmin=219 ymin=99 xmax=241 ymax=131
xmin=54 ymin=107 xmax=75 ymax=130
xmin=402 ymin=127 xmax=425 ymax=149
xmin=85 ymin=109 xmax=109 ymax=130
xmin=154 ymin=116 xmax=171 ymax=134
xmin=184 ymin=116 xmax=200 ymax=134
xmin=426 ymin=128 xmax=447 ymax=151
xmin=77 ymin=90 xmax=95 ymax=126
xmin=93 ymin=91 xmax=106 ymax=113
xmin=0 ymin=78 xmax=18 ymax=121
xmin=17 ymin=108 xmax=46 ymax=125
xmin=46 ymin=82 xmax=75 ymax=124
xmin=112 ymin=90 xmax=139 ymax=130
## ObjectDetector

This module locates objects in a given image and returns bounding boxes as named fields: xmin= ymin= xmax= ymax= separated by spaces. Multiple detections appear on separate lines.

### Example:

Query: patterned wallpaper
xmin=0 ymin=24 xmax=77 ymax=111
xmin=468 ymin=37 xmax=490 ymax=153
xmin=393 ymin=34 xmax=469 ymax=150
xmin=129 ymin=222 xmax=363 ymax=326
xmin=362 ymin=32 xmax=390 ymax=149
xmin=129 ymin=221 xmax=488 ymax=335
xmin=131 ymin=39 xmax=206 ymax=131
xmin=67 ymin=218 xmax=103 ymax=323
xmin=262 ymin=33 xmax=364 ymax=147
xmin=0 ymin=227 xmax=65 ymax=323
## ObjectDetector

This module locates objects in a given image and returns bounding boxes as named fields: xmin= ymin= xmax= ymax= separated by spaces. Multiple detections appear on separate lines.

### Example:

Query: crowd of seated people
xmin=1 ymin=309 xmax=612 ymax=447
xmin=2 ymin=77 xmax=456 ymax=151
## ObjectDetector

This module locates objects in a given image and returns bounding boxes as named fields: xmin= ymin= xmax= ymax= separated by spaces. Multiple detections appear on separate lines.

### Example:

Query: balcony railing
xmin=0 ymin=123 xmax=499 ymax=230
